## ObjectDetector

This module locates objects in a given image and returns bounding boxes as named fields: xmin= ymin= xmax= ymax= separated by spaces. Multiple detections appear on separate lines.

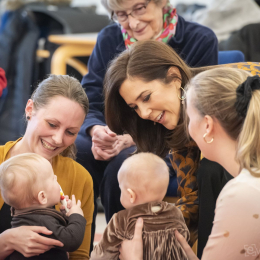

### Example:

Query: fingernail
xmin=137 ymin=218 xmax=143 ymax=224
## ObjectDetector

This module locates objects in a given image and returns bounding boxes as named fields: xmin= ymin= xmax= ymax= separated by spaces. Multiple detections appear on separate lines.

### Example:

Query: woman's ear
xmin=38 ymin=190 xmax=47 ymax=205
xmin=25 ymin=99 xmax=33 ymax=118
xmin=204 ymin=115 xmax=214 ymax=137
xmin=168 ymin=66 xmax=182 ymax=80
xmin=127 ymin=188 xmax=136 ymax=204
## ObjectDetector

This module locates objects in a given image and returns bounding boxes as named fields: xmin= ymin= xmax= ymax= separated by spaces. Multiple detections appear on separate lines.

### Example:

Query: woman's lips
xmin=135 ymin=25 xmax=147 ymax=34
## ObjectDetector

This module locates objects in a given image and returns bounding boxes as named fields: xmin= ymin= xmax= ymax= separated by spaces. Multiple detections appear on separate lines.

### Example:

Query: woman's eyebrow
xmin=135 ymin=90 xmax=148 ymax=101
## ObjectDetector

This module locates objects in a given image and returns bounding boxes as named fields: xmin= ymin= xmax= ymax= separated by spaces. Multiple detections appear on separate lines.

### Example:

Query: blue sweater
xmin=80 ymin=16 xmax=218 ymax=133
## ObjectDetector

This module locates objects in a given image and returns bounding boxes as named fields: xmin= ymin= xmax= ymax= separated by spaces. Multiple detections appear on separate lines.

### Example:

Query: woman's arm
xmin=0 ymin=226 xmax=63 ymax=259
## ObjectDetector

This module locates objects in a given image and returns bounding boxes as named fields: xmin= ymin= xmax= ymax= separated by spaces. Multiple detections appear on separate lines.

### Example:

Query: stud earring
xmin=203 ymin=133 xmax=214 ymax=144
xmin=26 ymin=116 xmax=30 ymax=120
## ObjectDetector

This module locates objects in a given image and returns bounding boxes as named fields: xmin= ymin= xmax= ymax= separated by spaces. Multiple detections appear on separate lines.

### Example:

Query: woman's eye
xmin=143 ymin=94 xmax=151 ymax=102
xmin=48 ymin=122 xmax=56 ymax=128
xmin=67 ymin=131 xmax=76 ymax=136
xmin=131 ymin=105 xmax=138 ymax=111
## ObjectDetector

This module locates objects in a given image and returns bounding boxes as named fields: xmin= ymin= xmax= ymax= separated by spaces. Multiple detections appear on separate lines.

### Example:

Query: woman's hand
xmin=175 ymin=230 xmax=199 ymax=260
xmin=90 ymin=125 xmax=118 ymax=160
xmin=1 ymin=226 xmax=63 ymax=258
xmin=119 ymin=218 xmax=143 ymax=260
xmin=91 ymin=125 xmax=135 ymax=161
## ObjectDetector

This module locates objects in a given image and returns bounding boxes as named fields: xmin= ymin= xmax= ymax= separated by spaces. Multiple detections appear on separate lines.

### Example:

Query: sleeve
xmin=40 ymin=214 xmax=87 ymax=252
xmin=172 ymin=149 xmax=200 ymax=246
xmin=80 ymin=32 xmax=110 ymax=135
xmin=202 ymin=181 xmax=260 ymax=260
xmin=90 ymin=213 xmax=124 ymax=260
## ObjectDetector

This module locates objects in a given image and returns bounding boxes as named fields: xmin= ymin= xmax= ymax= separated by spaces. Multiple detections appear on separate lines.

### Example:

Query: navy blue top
xmin=80 ymin=16 xmax=218 ymax=133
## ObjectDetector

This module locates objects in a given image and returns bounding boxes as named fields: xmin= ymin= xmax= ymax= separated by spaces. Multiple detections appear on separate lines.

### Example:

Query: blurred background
xmin=0 ymin=0 xmax=260 ymax=143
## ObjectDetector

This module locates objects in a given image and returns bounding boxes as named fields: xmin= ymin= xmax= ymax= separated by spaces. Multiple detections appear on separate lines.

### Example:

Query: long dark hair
xmin=104 ymin=40 xmax=208 ymax=157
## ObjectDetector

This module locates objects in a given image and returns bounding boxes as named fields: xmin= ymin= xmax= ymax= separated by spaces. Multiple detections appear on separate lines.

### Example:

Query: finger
xmin=65 ymin=195 xmax=69 ymax=201
xmin=77 ymin=200 xmax=81 ymax=207
xmin=33 ymin=234 xmax=64 ymax=247
xmin=29 ymin=226 xmax=53 ymax=235
xmin=92 ymin=135 xmax=117 ymax=145
xmin=93 ymin=147 xmax=106 ymax=160
xmin=96 ymin=148 xmax=115 ymax=161
xmin=175 ymin=230 xmax=198 ymax=260
xmin=71 ymin=195 xmax=76 ymax=205
xmin=133 ymin=218 xmax=143 ymax=240
xmin=105 ymin=126 xmax=117 ymax=137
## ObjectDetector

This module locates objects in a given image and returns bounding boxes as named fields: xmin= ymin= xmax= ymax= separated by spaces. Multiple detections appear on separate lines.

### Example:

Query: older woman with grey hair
xmin=75 ymin=0 xmax=218 ymax=252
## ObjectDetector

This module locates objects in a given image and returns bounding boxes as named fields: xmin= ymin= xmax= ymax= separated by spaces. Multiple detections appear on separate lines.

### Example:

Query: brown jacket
xmin=91 ymin=201 xmax=189 ymax=260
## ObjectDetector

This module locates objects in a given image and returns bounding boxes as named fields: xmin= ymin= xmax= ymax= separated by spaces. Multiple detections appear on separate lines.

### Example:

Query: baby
xmin=90 ymin=152 xmax=189 ymax=260
xmin=0 ymin=153 xmax=85 ymax=260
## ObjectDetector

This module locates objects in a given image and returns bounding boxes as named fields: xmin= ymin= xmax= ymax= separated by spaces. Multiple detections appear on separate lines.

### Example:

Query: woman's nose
xmin=128 ymin=15 xmax=140 ymax=29
xmin=52 ymin=131 xmax=63 ymax=145
xmin=139 ymin=107 xmax=152 ymax=120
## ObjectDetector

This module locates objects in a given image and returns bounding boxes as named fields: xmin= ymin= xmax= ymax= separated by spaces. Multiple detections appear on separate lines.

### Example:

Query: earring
xmin=177 ymin=87 xmax=187 ymax=103
xmin=26 ymin=116 xmax=30 ymax=120
xmin=203 ymin=133 xmax=214 ymax=144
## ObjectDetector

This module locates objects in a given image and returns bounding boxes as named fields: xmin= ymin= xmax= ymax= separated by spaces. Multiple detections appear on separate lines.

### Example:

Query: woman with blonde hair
xmin=0 ymin=75 xmax=94 ymax=260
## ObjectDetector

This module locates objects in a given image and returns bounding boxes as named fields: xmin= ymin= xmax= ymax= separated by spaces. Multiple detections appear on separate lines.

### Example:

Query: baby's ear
xmin=37 ymin=191 xmax=47 ymax=205
xmin=127 ymin=188 xmax=136 ymax=204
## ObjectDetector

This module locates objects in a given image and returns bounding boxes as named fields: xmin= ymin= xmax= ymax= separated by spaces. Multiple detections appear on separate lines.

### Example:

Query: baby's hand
xmin=66 ymin=195 xmax=84 ymax=217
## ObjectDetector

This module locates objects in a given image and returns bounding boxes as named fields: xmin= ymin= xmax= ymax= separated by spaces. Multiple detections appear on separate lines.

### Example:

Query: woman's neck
xmin=9 ymin=138 xmax=30 ymax=157
xmin=215 ymin=137 xmax=240 ymax=178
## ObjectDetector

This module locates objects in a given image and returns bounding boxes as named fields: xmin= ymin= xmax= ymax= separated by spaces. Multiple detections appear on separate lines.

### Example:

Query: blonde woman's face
xmin=25 ymin=96 xmax=85 ymax=161
xmin=115 ymin=0 xmax=166 ymax=41
xmin=119 ymin=77 xmax=182 ymax=130
xmin=186 ymin=88 xmax=212 ymax=159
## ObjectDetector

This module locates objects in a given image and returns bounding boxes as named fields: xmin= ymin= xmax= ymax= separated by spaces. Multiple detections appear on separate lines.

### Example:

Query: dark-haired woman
xmin=76 ymin=0 xmax=218 ymax=250
xmin=104 ymin=40 xmax=260 ymax=256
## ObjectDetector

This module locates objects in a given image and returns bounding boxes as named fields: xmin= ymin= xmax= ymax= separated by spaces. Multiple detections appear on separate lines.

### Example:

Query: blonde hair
xmin=186 ymin=67 xmax=260 ymax=177
xmin=31 ymin=74 xmax=89 ymax=159
xmin=0 ymin=153 xmax=50 ymax=209
xmin=119 ymin=152 xmax=169 ymax=195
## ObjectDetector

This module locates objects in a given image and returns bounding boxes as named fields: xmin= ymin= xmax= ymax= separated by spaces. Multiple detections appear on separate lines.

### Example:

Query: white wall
xmin=72 ymin=0 xmax=209 ymax=14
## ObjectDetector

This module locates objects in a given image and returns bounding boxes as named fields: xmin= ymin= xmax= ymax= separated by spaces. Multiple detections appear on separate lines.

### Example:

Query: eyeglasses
xmin=111 ymin=0 xmax=151 ymax=23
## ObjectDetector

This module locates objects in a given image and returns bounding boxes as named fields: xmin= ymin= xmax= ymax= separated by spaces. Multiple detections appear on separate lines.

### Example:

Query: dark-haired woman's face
xmin=119 ymin=77 xmax=182 ymax=130
xmin=24 ymin=96 xmax=85 ymax=161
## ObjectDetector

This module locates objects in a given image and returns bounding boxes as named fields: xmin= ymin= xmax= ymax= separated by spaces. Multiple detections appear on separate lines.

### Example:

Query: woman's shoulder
xmin=218 ymin=168 xmax=260 ymax=204
xmin=0 ymin=139 xmax=20 ymax=162
xmin=97 ymin=23 xmax=123 ymax=47
xmin=176 ymin=15 xmax=217 ymax=40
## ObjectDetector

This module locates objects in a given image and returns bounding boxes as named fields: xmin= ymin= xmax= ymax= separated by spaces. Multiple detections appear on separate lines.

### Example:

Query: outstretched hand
xmin=119 ymin=218 xmax=143 ymax=260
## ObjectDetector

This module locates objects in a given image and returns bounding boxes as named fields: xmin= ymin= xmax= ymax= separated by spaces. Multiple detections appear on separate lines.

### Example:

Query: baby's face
xmin=42 ymin=163 xmax=61 ymax=207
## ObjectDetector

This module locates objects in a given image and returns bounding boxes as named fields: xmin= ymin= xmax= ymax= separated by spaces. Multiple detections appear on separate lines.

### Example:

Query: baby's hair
xmin=120 ymin=152 xmax=170 ymax=195
xmin=0 ymin=153 xmax=50 ymax=209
